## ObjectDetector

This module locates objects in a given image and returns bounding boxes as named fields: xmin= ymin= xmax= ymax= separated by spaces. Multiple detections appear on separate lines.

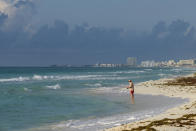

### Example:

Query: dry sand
xmin=104 ymin=74 xmax=196 ymax=131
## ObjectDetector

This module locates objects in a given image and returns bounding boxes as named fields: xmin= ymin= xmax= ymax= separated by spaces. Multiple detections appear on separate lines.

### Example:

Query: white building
xmin=126 ymin=57 xmax=137 ymax=66
xmin=140 ymin=61 xmax=156 ymax=67
xmin=177 ymin=59 xmax=196 ymax=66
xmin=167 ymin=60 xmax=176 ymax=66
xmin=165 ymin=60 xmax=177 ymax=67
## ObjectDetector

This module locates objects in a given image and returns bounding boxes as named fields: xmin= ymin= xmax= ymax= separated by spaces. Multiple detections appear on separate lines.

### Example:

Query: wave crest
xmin=0 ymin=76 xmax=30 ymax=82
xmin=46 ymin=84 xmax=61 ymax=90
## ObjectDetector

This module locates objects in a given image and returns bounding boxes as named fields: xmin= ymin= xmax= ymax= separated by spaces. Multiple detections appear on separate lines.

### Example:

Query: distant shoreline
xmin=0 ymin=65 xmax=196 ymax=68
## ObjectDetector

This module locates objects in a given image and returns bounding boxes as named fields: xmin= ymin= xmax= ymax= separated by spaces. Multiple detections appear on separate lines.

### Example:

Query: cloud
xmin=0 ymin=19 xmax=196 ymax=66
xmin=168 ymin=19 xmax=190 ymax=34
xmin=0 ymin=12 xmax=7 ymax=26
xmin=14 ymin=0 xmax=35 ymax=8
xmin=0 ymin=0 xmax=8 ymax=12
xmin=0 ymin=0 xmax=37 ymax=31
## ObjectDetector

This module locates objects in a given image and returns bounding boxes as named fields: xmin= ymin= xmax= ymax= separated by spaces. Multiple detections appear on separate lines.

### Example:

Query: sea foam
xmin=32 ymin=75 xmax=54 ymax=80
xmin=46 ymin=84 xmax=61 ymax=90
xmin=110 ymin=70 xmax=146 ymax=74
xmin=50 ymin=108 xmax=168 ymax=131
xmin=0 ymin=74 xmax=131 ymax=83
xmin=0 ymin=76 xmax=30 ymax=82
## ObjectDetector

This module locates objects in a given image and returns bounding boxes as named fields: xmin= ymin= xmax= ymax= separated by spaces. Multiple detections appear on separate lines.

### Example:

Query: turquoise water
xmin=0 ymin=67 xmax=195 ymax=131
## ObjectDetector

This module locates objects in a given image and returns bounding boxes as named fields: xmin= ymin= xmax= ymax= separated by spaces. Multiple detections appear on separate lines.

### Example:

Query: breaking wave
xmin=110 ymin=70 xmax=146 ymax=74
xmin=0 ymin=76 xmax=30 ymax=82
xmin=46 ymin=107 xmax=173 ymax=131
xmin=46 ymin=84 xmax=61 ymax=90
xmin=0 ymin=74 xmax=131 ymax=83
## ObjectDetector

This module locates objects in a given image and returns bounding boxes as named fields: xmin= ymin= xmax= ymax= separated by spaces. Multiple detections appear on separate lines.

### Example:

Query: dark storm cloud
xmin=0 ymin=19 xmax=196 ymax=66
xmin=0 ymin=0 xmax=37 ymax=51
xmin=0 ymin=12 xmax=7 ymax=26
xmin=14 ymin=0 xmax=35 ymax=8
xmin=30 ymin=20 xmax=69 ymax=48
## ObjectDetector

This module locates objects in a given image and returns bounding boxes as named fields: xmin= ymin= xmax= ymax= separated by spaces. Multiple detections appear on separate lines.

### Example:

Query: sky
xmin=0 ymin=0 xmax=196 ymax=66
xmin=35 ymin=0 xmax=196 ymax=30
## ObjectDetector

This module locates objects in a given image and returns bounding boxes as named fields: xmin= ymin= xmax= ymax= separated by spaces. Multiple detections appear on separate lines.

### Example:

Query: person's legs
xmin=131 ymin=93 xmax=135 ymax=104
xmin=130 ymin=90 xmax=135 ymax=104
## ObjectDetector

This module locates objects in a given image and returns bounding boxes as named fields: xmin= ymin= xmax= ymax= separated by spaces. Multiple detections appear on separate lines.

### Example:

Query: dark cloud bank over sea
xmin=0 ymin=5 xmax=196 ymax=66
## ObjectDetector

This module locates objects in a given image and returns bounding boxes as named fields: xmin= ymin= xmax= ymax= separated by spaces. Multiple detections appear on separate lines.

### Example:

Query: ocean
xmin=0 ymin=67 xmax=195 ymax=131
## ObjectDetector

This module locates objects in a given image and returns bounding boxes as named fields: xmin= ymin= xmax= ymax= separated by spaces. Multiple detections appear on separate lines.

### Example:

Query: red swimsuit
xmin=130 ymin=90 xmax=134 ymax=95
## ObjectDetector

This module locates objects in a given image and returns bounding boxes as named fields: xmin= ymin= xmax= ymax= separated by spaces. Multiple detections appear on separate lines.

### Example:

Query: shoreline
xmin=104 ymin=73 xmax=196 ymax=131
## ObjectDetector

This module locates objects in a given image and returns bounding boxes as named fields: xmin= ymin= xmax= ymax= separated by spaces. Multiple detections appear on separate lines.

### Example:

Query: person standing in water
xmin=126 ymin=80 xmax=135 ymax=104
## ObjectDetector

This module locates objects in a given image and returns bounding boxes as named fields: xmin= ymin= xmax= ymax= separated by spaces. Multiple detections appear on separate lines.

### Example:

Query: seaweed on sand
xmin=164 ymin=75 xmax=196 ymax=86
xmin=122 ymin=114 xmax=196 ymax=131
xmin=194 ymin=73 xmax=196 ymax=77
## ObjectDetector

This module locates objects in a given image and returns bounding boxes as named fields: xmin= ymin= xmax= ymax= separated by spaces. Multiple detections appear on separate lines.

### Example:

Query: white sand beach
xmin=104 ymin=73 xmax=196 ymax=131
